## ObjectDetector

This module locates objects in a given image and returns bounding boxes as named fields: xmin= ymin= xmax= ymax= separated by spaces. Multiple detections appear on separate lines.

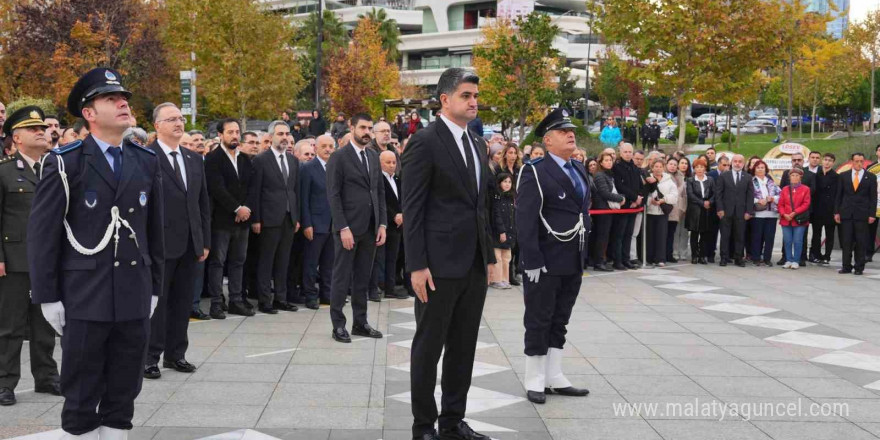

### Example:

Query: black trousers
xmin=720 ymin=214 xmax=746 ymax=261
xmin=706 ymin=219 xmax=720 ymax=259
xmin=590 ymin=214 xmax=614 ymax=266
xmin=868 ymin=218 xmax=879 ymax=259
xmin=0 ymin=273 xmax=58 ymax=390
xmin=329 ymin=229 xmax=376 ymax=329
xmin=147 ymin=245 xmax=197 ymax=365
xmin=611 ymin=213 xmax=637 ymax=264
xmin=208 ymin=227 xmax=249 ymax=304
xmin=810 ymin=219 xmax=836 ymax=260
xmin=666 ymin=221 xmax=678 ymax=261
xmin=382 ymin=231 xmax=402 ymax=296
xmin=523 ymin=273 xmax=580 ymax=356
xmin=287 ymin=231 xmax=307 ymax=302
xmin=258 ymin=215 xmax=296 ymax=307
xmin=303 ymin=232 xmax=334 ymax=303
xmin=646 ymin=214 xmax=668 ymax=264
xmin=840 ymin=219 xmax=869 ymax=271
xmin=411 ymin=255 xmax=487 ymax=437
xmin=61 ymin=318 xmax=149 ymax=434
xmin=689 ymin=228 xmax=711 ymax=259
xmin=244 ymin=229 xmax=260 ymax=300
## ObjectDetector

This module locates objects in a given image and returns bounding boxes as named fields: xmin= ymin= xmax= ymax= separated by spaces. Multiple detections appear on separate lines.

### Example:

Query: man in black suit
xmin=379 ymin=150 xmax=407 ymax=299
xmin=402 ymin=68 xmax=495 ymax=440
xmin=611 ymin=143 xmax=643 ymax=270
xmin=144 ymin=103 xmax=210 ymax=380
xmin=248 ymin=120 xmax=300 ymax=314
xmin=715 ymin=154 xmax=755 ymax=266
xmin=706 ymin=155 xmax=730 ymax=262
xmin=835 ymin=152 xmax=878 ymax=275
xmin=205 ymin=118 xmax=255 ymax=319
xmin=810 ymin=153 xmax=839 ymax=264
xmin=326 ymin=113 xmax=386 ymax=342
xmin=776 ymin=152 xmax=815 ymax=266
xmin=301 ymin=134 xmax=335 ymax=310
xmin=867 ymin=144 xmax=880 ymax=262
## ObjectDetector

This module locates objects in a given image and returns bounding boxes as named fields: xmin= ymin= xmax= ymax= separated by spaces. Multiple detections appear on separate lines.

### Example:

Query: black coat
xmin=383 ymin=173 xmax=402 ymax=236
xmin=812 ymin=168 xmax=838 ymax=222
xmin=612 ymin=159 xmax=643 ymax=206
xmin=715 ymin=170 xmax=755 ymax=218
xmin=205 ymin=146 xmax=254 ymax=231
xmin=248 ymin=149 xmax=300 ymax=228
xmin=492 ymin=191 xmax=516 ymax=249
xmin=835 ymin=169 xmax=878 ymax=221
xmin=326 ymin=143 xmax=387 ymax=236
xmin=685 ymin=176 xmax=717 ymax=232
xmin=591 ymin=171 xmax=624 ymax=210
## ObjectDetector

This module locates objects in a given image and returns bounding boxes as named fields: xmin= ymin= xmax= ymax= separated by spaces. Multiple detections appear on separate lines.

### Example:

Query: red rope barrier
xmin=589 ymin=207 xmax=645 ymax=215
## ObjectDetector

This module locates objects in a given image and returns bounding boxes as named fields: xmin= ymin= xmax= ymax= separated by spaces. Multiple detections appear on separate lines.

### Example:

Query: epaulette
xmin=127 ymin=141 xmax=156 ymax=156
xmin=53 ymin=140 xmax=83 ymax=155
xmin=0 ymin=156 xmax=14 ymax=165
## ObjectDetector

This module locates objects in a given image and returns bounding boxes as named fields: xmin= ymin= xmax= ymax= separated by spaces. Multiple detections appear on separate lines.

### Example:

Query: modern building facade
xmin=806 ymin=0 xmax=850 ymax=39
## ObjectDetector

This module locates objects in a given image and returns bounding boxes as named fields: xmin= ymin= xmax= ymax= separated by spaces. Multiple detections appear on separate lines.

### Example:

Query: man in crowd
xmin=300 ymin=134 xmax=335 ymax=310
xmin=867 ymin=144 xmax=880 ymax=262
xmin=368 ymin=120 xmax=396 ymax=301
xmin=241 ymin=131 xmax=261 ymax=157
xmin=205 ymin=118 xmax=255 ymax=319
xmin=297 ymin=141 xmax=316 ymax=162
xmin=326 ymin=113 xmax=386 ymax=343
xmin=716 ymin=154 xmax=754 ymax=267
xmin=188 ymin=130 xmax=206 ymax=156
xmin=517 ymin=107 xmax=591 ymax=405
xmin=44 ymin=115 xmax=62 ymax=149
xmin=379 ymin=150 xmax=407 ymax=299
xmin=706 ymin=146 xmax=718 ymax=171
xmin=260 ymin=132 xmax=273 ymax=152
xmin=248 ymin=120 xmax=300 ymax=314
xmin=330 ymin=113 xmax=348 ymax=141
xmin=777 ymin=152 xmax=815 ymax=266
xmin=810 ymin=153 xmax=839 ymax=264
xmin=835 ymin=152 xmax=877 ymax=275
xmin=286 ymin=137 xmax=315 ymax=305
xmin=0 ymin=102 xmax=6 ymax=135
xmin=28 ymin=67 xmax=164 ymax=439
xmin=73 ymin=118 xmax=90 ymax=141
xmin=612 ymin=142 xmax=643 ymax=270
xmin=705 ymin=155 xmax=730 ymax=263
xmin=144 ymin=103 xmax=210 ymax=380
xmin=0 ymin=107 xmax=60 ymax=406
xmin=402 ymin=68 xmax=495 ymax=440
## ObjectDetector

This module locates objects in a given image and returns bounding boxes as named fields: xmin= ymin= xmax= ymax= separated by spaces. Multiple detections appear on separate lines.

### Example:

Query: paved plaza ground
xmin=2 ymin=251 xmax=880 ymax=440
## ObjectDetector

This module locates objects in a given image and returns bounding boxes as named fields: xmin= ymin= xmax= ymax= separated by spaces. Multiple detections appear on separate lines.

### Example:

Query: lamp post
xmin=584 ymin=0 xmax=597 ymax=127
xmin=315 ymin=0 xmax=323 ymax=109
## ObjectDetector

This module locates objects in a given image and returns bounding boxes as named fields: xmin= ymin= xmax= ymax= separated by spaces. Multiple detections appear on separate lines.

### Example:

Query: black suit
xmin=836 ymin=169 xmax=878 ymax=271
xmin=401 ymin=119 xmax=495 ymax=438
xmin=204 ymin=146 xmax=253 ymax=304
xmin=380 ymin=173 xmax=403 ymax=297
xmin=326 ymin=142 xmax=386 ymax=330
xmin=300 ymin=158 xmax=333 ymax=303
xmin=146 ymin=141 xmax=210 ymax=366
xmin=810 ymin=168 xmax=838 ymax=260
xmin=248 ymin=149 xmax=300 ymax=307
xmin=715 ymin=169 xmax=755 ymax=262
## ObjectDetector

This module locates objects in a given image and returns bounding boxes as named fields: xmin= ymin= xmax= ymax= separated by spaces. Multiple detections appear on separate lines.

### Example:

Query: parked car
xmin=741 ymin=119 xmax=777 ymax=134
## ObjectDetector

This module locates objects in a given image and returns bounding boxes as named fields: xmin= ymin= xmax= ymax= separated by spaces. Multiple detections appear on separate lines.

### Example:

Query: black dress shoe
xmin=613 ymin=264 xmax=628 ymax=270
xmin=439 ymin=421 xmax=490 ymax=440
xmin=228 ymin=301 xmax=255 ymax=317
xmin=719 ymin=260 xmax=728 ymax=267
xmin=509 ymin=277 xmax=521 ymax=286
xmin=190 ymin=309 xmax=211 ymax=320
xmin=332 ymin=327 xmax=351 ymax=343
xmin=854 ymin=269 xmax=864 ymax=275
xmin=413 ymin=432 xmax=440 ymax=440
xmin=545 ymin=386 xmax=590 ymax=396
xmin=273 ymin=301 xmax=298 ymax=312
xmin=776 ymin=258 xmax=786 ymax=266
xmin=34 ymin=381 xmax=61 ymax=396
xmin=258 ymin=305 xmax=278 ymax=314
xmin=209 ymin=304 xmax=226 ymax=320
xmin=668 ymin=257 xmax=679 ymax=263
xmin=799 ymin=260 xmax=806 ymax=266
xmin=305 ymin=300 xmax=320 ymax=310
xmin=735 ymin=260 xmax=746 ymax=267
xmin=593 ymin=264 xmax=614 ymax=272
xmin=163 ymin=359 xmax=197 ymax=373
xmin=839 ymin=268 xmax=853 ymax=274
xmin=352 ymin=324 xmax=383 ymax=338
xmin=526 ymin=390 xmax=546 ymax=404
xmin=691 ymin=258 xmax=699 ymax=264
xmin=0 ymin=387 xmax=15 ymax=406
xmin=288 ymin=295 xmax=306 ymax=304
xmin=622 ymin=262 xmax=636 ymax=269
xmin=143 ymin=365 xmax=161 ymax=379
xmin=241 ymin=299 xmax=255 ymax=310
xmin=220 ymin=296 xmax=228 ymax=311
xmin=699 ymin=258 xmax=708 ymax=265
xmin=867 ymin=256 xmax=874 ymax=263
xmin=368 ymin=293 xmax=382 ymax=302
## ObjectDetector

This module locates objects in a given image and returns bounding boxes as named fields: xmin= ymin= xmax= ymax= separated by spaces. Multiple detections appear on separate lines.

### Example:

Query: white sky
xmin=850 ymin=0 xmax=880 ymax=24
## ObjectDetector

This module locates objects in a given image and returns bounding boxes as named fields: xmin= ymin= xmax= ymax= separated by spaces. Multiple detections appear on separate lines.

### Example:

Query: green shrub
xmin=720 ymin=131 xmax=736 ymax=144
xmin=7 ymin=97 xmax=57 ymax=118
xmin=685 ymin=123 xmax=698 ymax=144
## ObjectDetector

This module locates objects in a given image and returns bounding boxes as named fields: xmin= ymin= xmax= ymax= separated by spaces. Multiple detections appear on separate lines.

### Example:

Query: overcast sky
xmin=850 ymin=0 xmax=879 ymax=24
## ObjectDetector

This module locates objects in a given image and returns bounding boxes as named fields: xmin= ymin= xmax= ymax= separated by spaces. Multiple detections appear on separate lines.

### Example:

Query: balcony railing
xmin=331 ymin=0 xmax=415 ymax=10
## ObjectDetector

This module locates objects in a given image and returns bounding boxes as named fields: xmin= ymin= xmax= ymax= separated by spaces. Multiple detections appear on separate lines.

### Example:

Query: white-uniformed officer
xmin=28 ymin=67 xmax=164 ymax=440
xmin=516 ymin=107 xmax=591 ymax=404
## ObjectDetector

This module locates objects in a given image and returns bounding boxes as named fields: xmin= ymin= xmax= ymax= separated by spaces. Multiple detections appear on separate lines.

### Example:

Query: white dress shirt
xmin=274 ymin=148 xmax=290 ymax=177
xmin=317 ymin=156 xmax=327 ymax=171
xmin=158 ymin=139 xmax=187 ymax=189
xmin=351 ymin=142 xmax=368 ymax=173
xmin=695 ymin=174 xmax=708 ymax=198
xmin=440 ymin=114 xmax=480 ymax=189
xmin=383 ymin=171 xmax=398 ymax=199
xmin=224 ymin=146 xmax=240 ymax=175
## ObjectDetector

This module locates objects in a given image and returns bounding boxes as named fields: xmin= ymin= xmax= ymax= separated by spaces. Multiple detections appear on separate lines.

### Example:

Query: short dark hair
xmin=44 ymin=115 xmax=58 ymax=121
xmin=216 ymin=118 xmax=240 ymax=134
xmin=852 ymin=152 xmax=865 ymax=160
xmin=718 ymin=155 xmax=730 ymax=163
xmin=72 ymin=118 xmax=88 ymax=134
xmin=634 ymin=150 xmax=645 ymax=156
xmin=809 ymin=151 xmax=821 ymax=157
xmin=350 ymin=113 xmax=372 ymax=127
xmin=706 ymin=146 xmax=716 ymax=152
xmin=243 ymin=131 xmax=257 ymax=140
xmin=436 ymin=68 xmax=479 ymax=100
xmin=824 ymin=152 xmax=836 ymax=161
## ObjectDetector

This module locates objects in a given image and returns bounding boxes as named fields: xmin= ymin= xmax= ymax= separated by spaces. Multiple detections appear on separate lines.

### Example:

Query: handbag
xmin=608 ymin=182 xmax=622 ymax=210
xmin=787 ymin=186 xmax=810 ymax=224
xmin=656 ymin=188 xmax=673 ymax=215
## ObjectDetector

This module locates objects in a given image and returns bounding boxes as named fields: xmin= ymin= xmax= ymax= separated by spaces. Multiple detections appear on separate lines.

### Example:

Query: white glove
xmin=150 ymin=296 xmax=159 ymax=318
xmin=525 ymin=267 xmax=548 ymax=284
xmin=41 ymin=302 xmax=66 ymax=336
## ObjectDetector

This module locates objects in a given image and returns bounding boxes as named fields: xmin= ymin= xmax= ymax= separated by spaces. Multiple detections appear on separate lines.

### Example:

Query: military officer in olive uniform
xmin=0 ymin=106 xmax=61 ymax=406
xmin=516 ymin=108 xmax=592 ymax=404
xmin=28 ymin=68 xmax=164 ymax=440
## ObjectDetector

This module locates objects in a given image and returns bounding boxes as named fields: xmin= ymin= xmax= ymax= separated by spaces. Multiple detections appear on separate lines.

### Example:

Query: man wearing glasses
xmin=776 ymin=152 xmax=816 ymax=266
xmin=367 ymin=120 xmax=395 ymax=302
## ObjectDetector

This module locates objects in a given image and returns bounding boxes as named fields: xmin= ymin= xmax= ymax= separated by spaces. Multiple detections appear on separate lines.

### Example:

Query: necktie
xmin=734 ymin=171 xmax=739 ymax=185
xmin=108 ymin=146 xmax=122 ymax=181
xmin=33 ymin=161 xmax=41 ymax=177
xmin=279 ymin=154 xmax=289 ymax=180
xmin=359 ymin=150 xmax=369 ymax=177
xmin=461 ymin=132 xmax=477 ymax=195
xmin=854 ymin=171 xmax=860 ymax=191
xmin=170 ymin=151 xmax=185 ymax=190
xmin=564 ymin=162 xmax=585 ymax=202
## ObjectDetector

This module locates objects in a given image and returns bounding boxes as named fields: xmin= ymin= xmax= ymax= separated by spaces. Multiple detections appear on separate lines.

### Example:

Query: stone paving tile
xmin=544 ymin=418 xmax=663 ymax=440
xmin=647 ymin=420 xmax=772 ymax=440
xmin=751 ymin=420 xmax=879 ymax=440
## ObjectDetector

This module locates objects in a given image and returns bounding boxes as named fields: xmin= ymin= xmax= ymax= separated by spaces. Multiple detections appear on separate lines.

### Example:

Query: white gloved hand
xmin=41 ymin=302 xmax=66 ymax=336
xmin=150 ymin=296 xmax=159 ymax=318
xmin=524 ymin=267 xmax=548 ymax=284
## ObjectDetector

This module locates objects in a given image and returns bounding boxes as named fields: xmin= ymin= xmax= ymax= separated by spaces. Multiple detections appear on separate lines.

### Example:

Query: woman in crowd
xmin=586 ymin=157 xmax=598 ymax=176
xmin=529 ymin=145 xmax=546 ymax=161
xmin=685 ymin=158 xmax=716 ymax=264
xmin=645 ymin=158 xmax=679 ymax=267
xmin=666 ymin=157 xmax=687 ymax=263
xmin=778 ymin=167 xmax=811 ymax=269
xmin=749 ymin=160 xmax=780 ymax=266
xmin=393 ymin=114 xmax=408 ymax=142
xmin=743 ymin=155 xmax=763 ymax=261
xmin=572 ymin=148 xmax=586 ymax=163
xmin=672 ymin=156 xmax=692 ymax=261
xmin=599 ymin=117 xmax=622 ymax=147
xmin=486 ymin=143 xmax=504 ymax=286
xmin=590 ymin=152 xmax=625 ymax=271
xmin=406 ymin=111 xmax=422 ymax=138
xmin=499 ymin=143 xmax=522 ymax=186
xmin=491 ymin=173 xmax=516 ymax=288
